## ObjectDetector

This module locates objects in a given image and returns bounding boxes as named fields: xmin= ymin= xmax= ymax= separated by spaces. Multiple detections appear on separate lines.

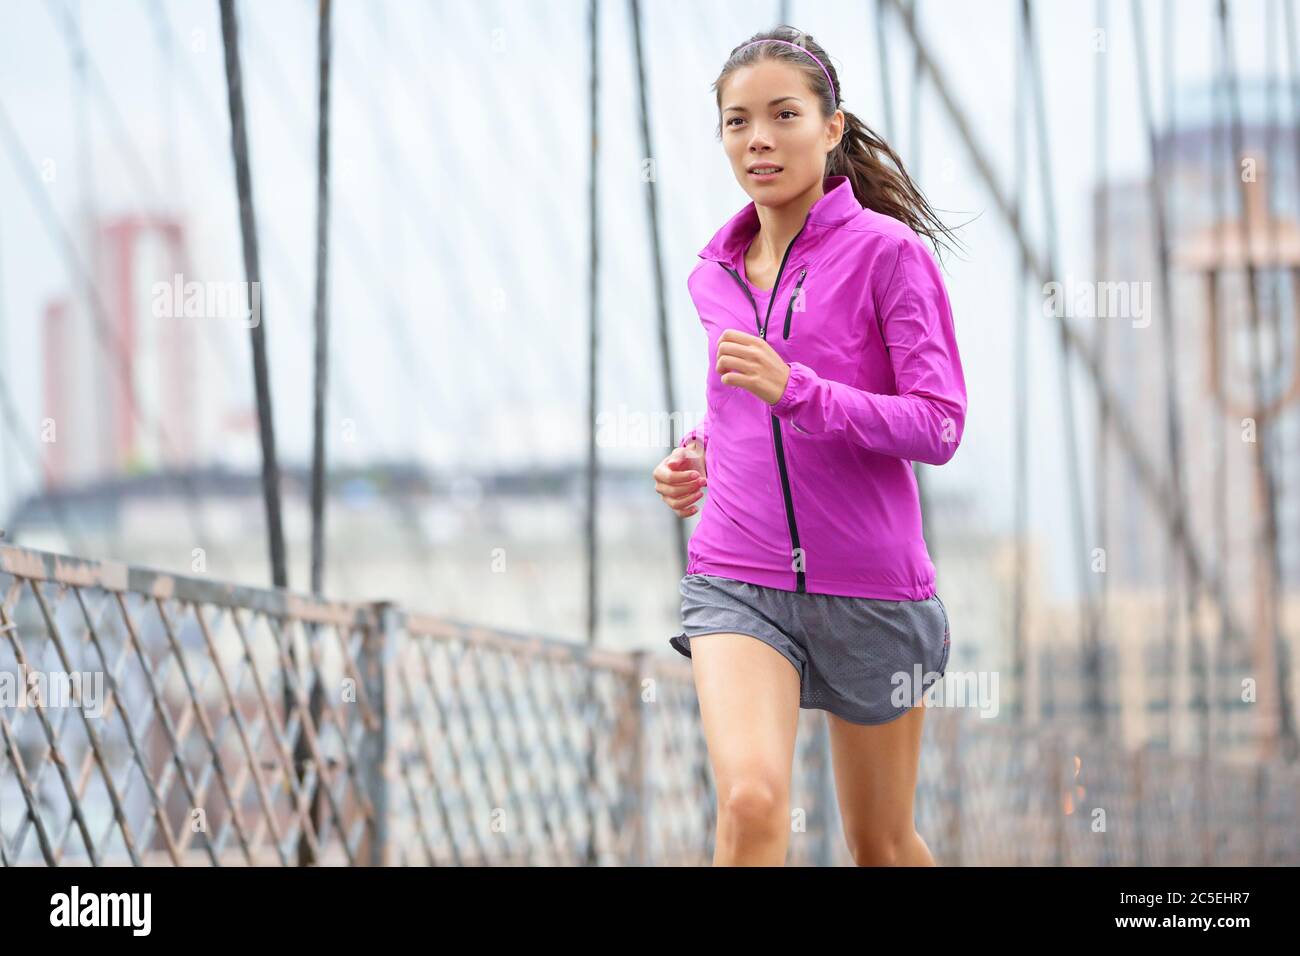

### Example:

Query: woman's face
xmin=719 ymin=58 xmax=843 ymax=206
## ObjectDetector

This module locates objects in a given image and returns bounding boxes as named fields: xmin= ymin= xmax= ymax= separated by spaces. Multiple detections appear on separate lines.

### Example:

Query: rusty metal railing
xmin=3 ymin=542 xmax=1297 ymax=866
xmin=384 ymin=611 xmax=840 ymax=865
xmin=0 ymin=544 xmax=382 ymax=865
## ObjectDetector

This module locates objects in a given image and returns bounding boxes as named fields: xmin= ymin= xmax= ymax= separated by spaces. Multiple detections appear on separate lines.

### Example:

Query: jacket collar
xmin=697 ymin=174 xmax=862 ymax=267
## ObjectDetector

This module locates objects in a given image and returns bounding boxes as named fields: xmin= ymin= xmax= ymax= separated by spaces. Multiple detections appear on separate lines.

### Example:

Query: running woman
xmin=653 ymin=25 xmax=968 ymax=867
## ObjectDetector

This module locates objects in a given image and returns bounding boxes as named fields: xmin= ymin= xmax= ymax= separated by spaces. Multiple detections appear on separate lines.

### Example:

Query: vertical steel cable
xmin=629 ymin=0 xmax=688 ymax=575
xmin=583 ymin=0 xmax=602 ymax=867
xmin=1020 ymin=0 xmax=1102 ymax=733
xmin=1093 ymin=0 xmax=1111 ymax=739
xmin=1130 ymin=0 xmax=1192 ymax=749
xmin=218 ymin=0 xmax=288 ymax=591
xmin=1216 ymin=0 xmax=1298 ymax=761
xmin=310 ymin=0 xmax=332 ymax=601
xmin=1012 ymin=0 xmax=1030 ymax=726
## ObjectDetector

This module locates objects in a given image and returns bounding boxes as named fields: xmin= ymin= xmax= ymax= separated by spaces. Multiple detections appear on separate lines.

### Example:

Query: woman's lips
xmin=749 ymin=166 xmax=783 ymax=181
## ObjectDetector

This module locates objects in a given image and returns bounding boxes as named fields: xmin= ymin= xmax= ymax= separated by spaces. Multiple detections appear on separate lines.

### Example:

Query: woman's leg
xmin=826 ymin=703 xmax=936 ymax=866
xmin=688 ymin=633 xmax=802 ymax=866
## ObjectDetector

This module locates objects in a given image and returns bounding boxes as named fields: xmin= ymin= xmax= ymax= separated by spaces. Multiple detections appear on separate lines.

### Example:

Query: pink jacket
xmin=678 ymin=175 xmax=967 ymax=599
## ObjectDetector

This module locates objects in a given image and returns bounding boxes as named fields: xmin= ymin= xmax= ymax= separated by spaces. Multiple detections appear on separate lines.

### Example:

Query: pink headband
xmin=735 ymin=39 xmax=838 ymax=105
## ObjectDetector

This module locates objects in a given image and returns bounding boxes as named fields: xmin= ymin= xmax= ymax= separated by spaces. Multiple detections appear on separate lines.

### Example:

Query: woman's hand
xmin=716 ymin=329 xmax=791 ymax=405
xmin=653 ymin=441 xmax=707 ymax=517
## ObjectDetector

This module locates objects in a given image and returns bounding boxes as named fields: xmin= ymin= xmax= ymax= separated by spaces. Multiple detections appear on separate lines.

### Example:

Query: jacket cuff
xmin=679 ymin=429 xmax=706 ymax=450
xmin=770 ymin=361 xmax=813 ymax=416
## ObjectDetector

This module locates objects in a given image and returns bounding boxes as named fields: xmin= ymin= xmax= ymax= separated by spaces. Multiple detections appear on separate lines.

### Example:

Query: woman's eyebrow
xmin=722 ymin=95 xmax=803 ymax=114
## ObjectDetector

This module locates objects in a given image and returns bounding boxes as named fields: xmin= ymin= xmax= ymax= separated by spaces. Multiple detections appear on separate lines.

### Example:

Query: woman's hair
xmin=713 ymin=25 xmax=966 ymax=264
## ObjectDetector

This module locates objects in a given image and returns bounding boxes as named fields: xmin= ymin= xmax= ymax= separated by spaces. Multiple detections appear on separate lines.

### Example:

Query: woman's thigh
xmin=826 ymin=704 xmax=927 ymax=843
xmin=688 ymin=632 xmax=802 ymax=800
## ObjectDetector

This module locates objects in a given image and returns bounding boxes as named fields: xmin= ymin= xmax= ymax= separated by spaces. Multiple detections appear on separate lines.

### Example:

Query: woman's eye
xmin=726 ymin=111 xmax=795 ymax=127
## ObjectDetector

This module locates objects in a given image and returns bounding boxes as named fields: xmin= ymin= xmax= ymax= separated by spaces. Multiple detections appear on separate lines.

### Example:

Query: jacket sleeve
xmin=768 ymin=236 xmax=967 ymax=466
xmin=679 ymin=411 xmax=709 ymax=450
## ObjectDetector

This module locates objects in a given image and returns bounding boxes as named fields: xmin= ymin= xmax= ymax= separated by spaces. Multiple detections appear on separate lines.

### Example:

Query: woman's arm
xmin=768 ymin=236 xmax=967 ymax=466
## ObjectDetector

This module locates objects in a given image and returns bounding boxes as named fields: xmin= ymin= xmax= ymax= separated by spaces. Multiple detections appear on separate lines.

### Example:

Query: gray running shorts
xmin=669 ymin=572 xmax=951 ymax=725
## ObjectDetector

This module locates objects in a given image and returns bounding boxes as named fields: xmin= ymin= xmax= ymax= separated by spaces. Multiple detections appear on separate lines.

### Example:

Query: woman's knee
xmin=846 ymin=828 xmax=915 ymax=867
xmin=719 ymin=775 xmax=788 ymax=832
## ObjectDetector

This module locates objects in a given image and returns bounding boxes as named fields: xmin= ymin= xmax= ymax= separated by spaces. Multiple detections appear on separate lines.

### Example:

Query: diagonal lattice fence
xmin=0 ymin=545 xmax=381 ymax=865
xmin=3 ymin=543 xmax=1297 ymax=866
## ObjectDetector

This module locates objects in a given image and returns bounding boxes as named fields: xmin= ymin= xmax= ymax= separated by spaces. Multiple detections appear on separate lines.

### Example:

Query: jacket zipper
xmin=717 ymin=236 xmax=808 ymax=592
xmin=782 ymin=269 xmax=807 ymax=339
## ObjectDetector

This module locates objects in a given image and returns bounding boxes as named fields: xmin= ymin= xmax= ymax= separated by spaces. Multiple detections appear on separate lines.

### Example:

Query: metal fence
xmin=2 ymin=543 xmax=1297 ymax=866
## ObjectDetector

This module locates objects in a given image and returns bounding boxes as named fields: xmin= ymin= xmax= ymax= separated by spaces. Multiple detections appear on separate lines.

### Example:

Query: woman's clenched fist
xmin=653 ymin=441 xmax=707 ymax=517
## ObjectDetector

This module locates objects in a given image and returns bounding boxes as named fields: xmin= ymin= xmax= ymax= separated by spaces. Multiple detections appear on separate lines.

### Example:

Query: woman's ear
xmin=826 ymin=111 xmax=845 ymax=152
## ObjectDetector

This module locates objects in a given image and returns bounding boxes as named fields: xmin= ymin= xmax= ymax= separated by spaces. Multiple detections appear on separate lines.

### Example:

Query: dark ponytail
xmin=714 ymin=25 xmax=967 ymax=265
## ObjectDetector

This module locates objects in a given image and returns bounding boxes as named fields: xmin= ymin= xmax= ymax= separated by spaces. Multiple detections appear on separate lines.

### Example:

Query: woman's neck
xmin=749 ymin=177 xmax=825 ymax=265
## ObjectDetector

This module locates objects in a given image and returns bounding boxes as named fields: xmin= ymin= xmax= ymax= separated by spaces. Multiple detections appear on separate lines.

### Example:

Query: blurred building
xmin=1089 ymin=77 xmax=1299 ymax=758
xmin=40 ymin=212 xmax=258 ymax=487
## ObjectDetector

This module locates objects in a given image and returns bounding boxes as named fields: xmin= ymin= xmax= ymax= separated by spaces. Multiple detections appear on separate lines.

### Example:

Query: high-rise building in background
xmin=1091 ymin=78 xmax=1299 ymax=757
xmin=42 ymin=213 xmax=195 ymax=486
